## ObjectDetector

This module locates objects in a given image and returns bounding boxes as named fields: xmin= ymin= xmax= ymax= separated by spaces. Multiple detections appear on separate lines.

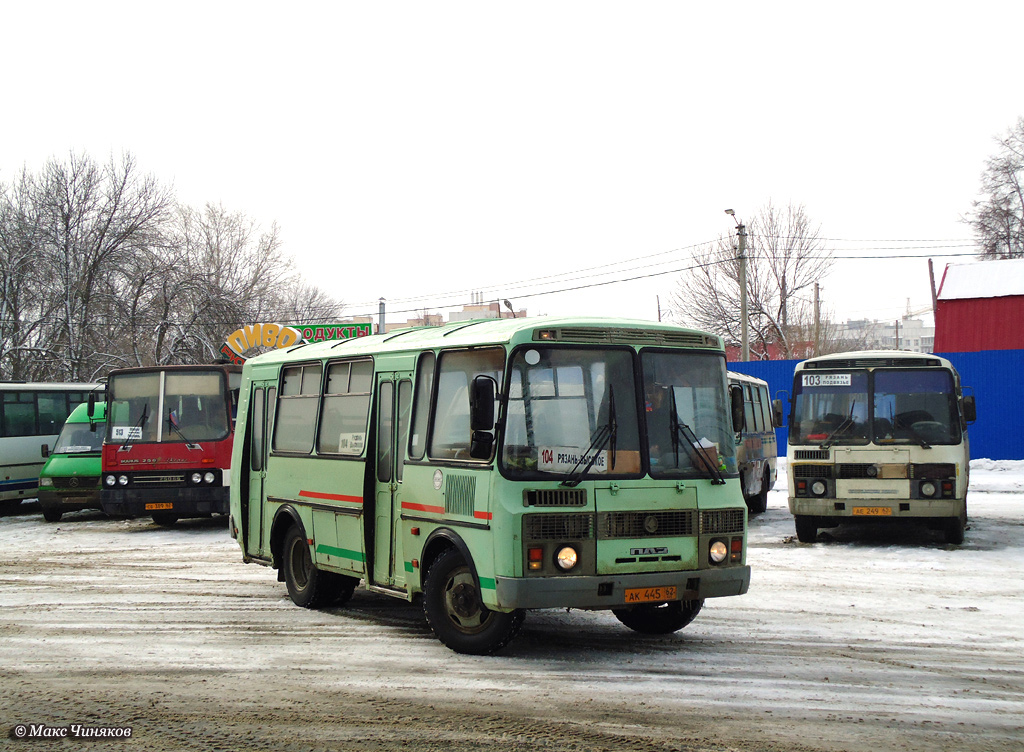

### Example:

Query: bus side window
xmin=743 ymin=385 xmax=756 ymax=433
xmin=409 ymin=352 xmax=435 ymax=461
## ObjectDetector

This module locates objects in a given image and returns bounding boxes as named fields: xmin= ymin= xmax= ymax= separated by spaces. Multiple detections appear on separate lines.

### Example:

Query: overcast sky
xmin=3 ymin=2 xmax=1020 ymax=329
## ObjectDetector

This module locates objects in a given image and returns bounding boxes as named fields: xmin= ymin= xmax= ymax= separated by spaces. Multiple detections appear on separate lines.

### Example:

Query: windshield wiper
xmin=118 ymin=403 xmax=149 ymax=453
xmin=561 ymin=387 xmax=618 ymax=488
xmin=821 ymin=401 xmax=857 ymax=450
xmin=167 ymin=410 xmax=203 ymax=451
xmin=903 ymin=423 xmax=932 ymax=450
xmin=669 ymin=388 xmax=725 ymax=485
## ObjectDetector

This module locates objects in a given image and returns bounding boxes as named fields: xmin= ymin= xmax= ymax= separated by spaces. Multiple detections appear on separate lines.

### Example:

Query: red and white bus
xmin=97 ymin=364 xmax=241 ymax=525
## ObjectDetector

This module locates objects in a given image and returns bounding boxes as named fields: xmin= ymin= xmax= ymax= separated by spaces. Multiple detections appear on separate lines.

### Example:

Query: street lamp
xmin=725 ymin=209 xmax=749 ymax=362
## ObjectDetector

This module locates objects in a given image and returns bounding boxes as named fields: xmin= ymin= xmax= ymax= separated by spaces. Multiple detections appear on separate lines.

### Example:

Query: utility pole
xmin=738 ymin=222 xmax=749 ymax=361
xmin=813 ymin=282 xmax=820 ymax=356
xmin=378 ymin=298 xmax=386 ymax=335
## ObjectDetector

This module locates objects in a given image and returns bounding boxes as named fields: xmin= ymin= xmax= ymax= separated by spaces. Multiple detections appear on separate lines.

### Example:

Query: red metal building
xmin=934 ymin=259 xmax=1024 ymax=352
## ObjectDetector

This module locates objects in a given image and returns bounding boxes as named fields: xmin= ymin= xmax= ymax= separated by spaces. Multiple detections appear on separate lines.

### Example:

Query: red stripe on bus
xmin=299 ymin=490 xmax=363 ymax=504
xmin=474 ymin=511 xmax=493 ymax=520
xmin=401 ymin=502 xmax=445 ymax=515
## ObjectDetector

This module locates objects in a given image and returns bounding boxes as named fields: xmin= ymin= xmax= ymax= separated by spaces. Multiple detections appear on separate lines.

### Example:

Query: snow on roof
xmin=937 ymin=258 xmax=1024 ymax=300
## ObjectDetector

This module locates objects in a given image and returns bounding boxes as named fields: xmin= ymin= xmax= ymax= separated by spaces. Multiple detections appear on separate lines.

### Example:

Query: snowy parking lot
xmin=1 ymin=461 xmax=1022 ymax=752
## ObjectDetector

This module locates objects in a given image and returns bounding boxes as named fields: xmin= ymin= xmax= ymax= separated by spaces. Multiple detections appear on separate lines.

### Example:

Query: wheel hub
xmin=448 ymin=582 xmax=480 ymax=618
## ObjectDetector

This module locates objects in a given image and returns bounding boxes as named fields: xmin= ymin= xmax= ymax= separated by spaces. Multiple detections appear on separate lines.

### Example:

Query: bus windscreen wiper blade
xmin=822 ymin=401 xmax=857 ymax=450
xmin=562 ymin=387 xmax=618 ymax=488
xmin=167 ymin=410 xmax=203 ymax=451
xmin=117 ymin=403 xmax=148 ymax=453
xmin=670 ymin=388 xmax=725 ymax=485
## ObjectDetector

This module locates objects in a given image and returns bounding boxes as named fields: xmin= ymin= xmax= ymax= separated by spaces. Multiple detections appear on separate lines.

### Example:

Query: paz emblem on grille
xmin=643 ymin=515 xmax=659 ymax=534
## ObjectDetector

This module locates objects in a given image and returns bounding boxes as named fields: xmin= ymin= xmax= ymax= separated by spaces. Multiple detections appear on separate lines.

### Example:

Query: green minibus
xmin=38 ymin=401 xmax=106 ymax=522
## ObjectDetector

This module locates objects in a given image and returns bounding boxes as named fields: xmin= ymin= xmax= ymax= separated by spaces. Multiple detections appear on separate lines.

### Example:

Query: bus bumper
xmin=789 ymin=496 xmax=966 ymax=519
xmin=38 ymin=489 xmax=102 ymax=514
xmin=101 ymin=487 xmax=229 ymax=518
xmin=492 ymin=565 xmax=750 ymax=611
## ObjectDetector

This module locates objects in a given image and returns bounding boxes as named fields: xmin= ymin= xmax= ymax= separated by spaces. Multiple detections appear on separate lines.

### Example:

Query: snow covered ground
xmin=0 ymin=461 xmax=1021 ymax=751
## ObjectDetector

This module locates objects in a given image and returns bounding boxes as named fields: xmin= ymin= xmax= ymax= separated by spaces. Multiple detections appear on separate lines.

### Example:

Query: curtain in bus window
xmin=429 ymin=348 xmax=504 ymax=460
xmin=37 ymin=393 xmax=70 ymax=435
xmin=318 ymin=360 xmax=372 ymax=455
xmin=163 ymin=372 xmax=229 ymax=442
xmin=2 ymin=392 xmax=36 ymax=437
xmin=274 ymin=364 xmax=322 ymax=453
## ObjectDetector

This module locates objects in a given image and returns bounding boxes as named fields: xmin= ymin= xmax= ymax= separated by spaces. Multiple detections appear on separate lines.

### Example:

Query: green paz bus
xmin=229 ymin=317 xmax=751 ymax=654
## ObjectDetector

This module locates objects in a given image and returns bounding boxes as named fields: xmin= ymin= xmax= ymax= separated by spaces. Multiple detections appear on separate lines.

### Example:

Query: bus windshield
xmin=502 ymin=347 xmax=641 ymax=479
xmin=791 ymin=368 xmax=960 ymax=447
xmin=53 ymin=421 xmax=104 ymax=454
xmin=108 ymin=370 xmax=231 ymax=444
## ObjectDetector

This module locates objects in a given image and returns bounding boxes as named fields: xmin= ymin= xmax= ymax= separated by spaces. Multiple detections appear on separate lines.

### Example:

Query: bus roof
xmin=67 ymin=401 xmax=106 ymax=422
xmin=727 ymin=370 xmax=768 ymax=386
xmin=0 ymin=382 xmax=99 ymax=391
xmin=243 ymin=316 xmax=724 ymax=367
xmin=796 ymin=350 xmax=951 ymax=370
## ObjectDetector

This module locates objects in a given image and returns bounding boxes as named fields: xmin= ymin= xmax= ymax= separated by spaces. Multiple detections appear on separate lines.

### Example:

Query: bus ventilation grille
xmin=700 ymin=509 xmax=746 ymax=535
xmin=444 ymin=475 xmax=476 ymax=517
xmin=794 ymin=449 xmax=830 ymax=460
xmin=524 ymin=513 xmax=595 ymax=540
xmin=598 ymin=511 xmax=696 ymax=538
xmin=534 ymin=327 xmax=716 ymax=348
xmin=793 ymin=464 xmax=833 ymax=478
xmin=524 ymin=489 xmax=587 ymax=507
xmin=804 ymin=357 xmax=940 ymax=369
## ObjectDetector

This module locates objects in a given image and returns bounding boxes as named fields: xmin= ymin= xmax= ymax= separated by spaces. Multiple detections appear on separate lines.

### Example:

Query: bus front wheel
xmin=612 ymin=599 xmax=703 ymax=634
xmin=422 ymin=548 xmax=524 ymax=655
xmin=943 ymin=513 xmax=966 ymax=545
xmin=152 ymin=513 xmax=178 ymax=527
xmin=795 ymin=515 xmax=818 ymax=543
xmin=282 ymin=525 xmax=357 ymax=608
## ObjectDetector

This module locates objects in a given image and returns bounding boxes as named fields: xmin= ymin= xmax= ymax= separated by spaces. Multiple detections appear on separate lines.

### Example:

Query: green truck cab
xmin=38 ymin=401 xmax=106 ymax=522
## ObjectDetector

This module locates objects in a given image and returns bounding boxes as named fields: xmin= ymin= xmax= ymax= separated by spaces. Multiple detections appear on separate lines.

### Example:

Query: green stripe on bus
xmin=404 ymin=561 xmax=414 ymax=573
xmin=478 ymin=577 xmax=496 ymax=590
xmin=315 ymin=544 xmax=365 ymax=562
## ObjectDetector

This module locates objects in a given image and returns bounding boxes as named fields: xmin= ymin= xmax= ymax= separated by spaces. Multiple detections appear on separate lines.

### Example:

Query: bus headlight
xmin=191 ymin=472 xmax=203 ymax=485
xmin=117 ymin=475 xmax=129 ymax=486
xmin=203 ymin=471 xmax=216 ymax=484
xmin=555 ymin=546 xmax=578 ymax=571
xmin=105 ymin=475 xmax=116 ymax=487
xmin=709 ymin=540 xmax=728 ymax=564
xmin=810 ymin=480 xmax=828 ymax=497
xmin=39 ymin=477 xmax=54 ymax=487
xmin=920 ymin=481 xmax=938 ymax=498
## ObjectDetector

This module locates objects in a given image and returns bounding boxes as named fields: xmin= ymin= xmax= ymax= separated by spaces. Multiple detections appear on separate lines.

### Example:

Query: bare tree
xmin=671 ymin=201 xmax=834 ymax=359
xmin=966 ymin=117 xmax=1024 ymax=259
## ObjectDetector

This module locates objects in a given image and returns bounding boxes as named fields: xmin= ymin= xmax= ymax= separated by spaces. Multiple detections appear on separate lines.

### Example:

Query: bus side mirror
xmin=469 ymin=375 xmax=497 ymax=460
xmin=41 ymin=443 xmax=50 ymax=459
xmin=963 ymin=395 xmax=976 ymax=424
xmin=87 ymin=393 xmax=96 ymax=419
xmin=772 ymin=398 xmax=784 ymax=429
xmin=470 ymin=375 xmax=496 ymax=431
xmin=730 ymin=385 xmax=744 ymax=433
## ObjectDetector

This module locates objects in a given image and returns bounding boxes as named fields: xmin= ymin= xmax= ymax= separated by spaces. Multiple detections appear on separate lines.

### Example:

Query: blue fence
xmin=728 ymin=349 xmax=1024 ymax=461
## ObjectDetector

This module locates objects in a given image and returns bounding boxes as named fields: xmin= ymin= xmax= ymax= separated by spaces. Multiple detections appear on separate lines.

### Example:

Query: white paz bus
xmin=776 ymin=351 xmax=975 ymax=544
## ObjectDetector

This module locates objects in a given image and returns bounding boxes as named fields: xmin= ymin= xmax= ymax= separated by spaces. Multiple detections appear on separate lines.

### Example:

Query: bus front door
xmin=245 ymin=383 xmax=275 ymax=559
xmin=371 ymin=374 xmax=412 ymax=589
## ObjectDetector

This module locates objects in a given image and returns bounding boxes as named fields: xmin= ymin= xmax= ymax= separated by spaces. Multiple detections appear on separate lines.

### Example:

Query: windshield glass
xmin=873 ymin=369 xmax=960 ymax=445
xmin=791 ymin=370 xmax=870 ymax=445
xmin=502 ymin=347 xmax=641 ymax=479
xmin=108 ymin=370 xmax=229 ymax=444
xmin=53 ymin=421 xmax=104 ymax=454
xmin=642 ymin=351 xmax=736 ymax=478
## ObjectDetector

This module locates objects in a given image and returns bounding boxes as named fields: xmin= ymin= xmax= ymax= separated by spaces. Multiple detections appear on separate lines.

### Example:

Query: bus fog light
xmin=810 ymin=480 xmax=827 ymax=497
xmin=920 ymin=481 xmax=937 ymax=498
xmin=555 ymin=546 xmax=578 ymax=571
xmin=203 ymin=471 xmax=216 ymax=484
xmin=105 ymin=475 xmax=116 ymax=487
xmin=709 ymin=540 xmax=728 ymax=564
xmin=191 ymin=472 xmax=203 ymax=485
xmin=117 ymin=475 xmax=128 ymax=486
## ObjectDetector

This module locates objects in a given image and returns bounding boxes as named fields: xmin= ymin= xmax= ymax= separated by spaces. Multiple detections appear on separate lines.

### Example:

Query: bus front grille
xmin=524 ymin=489 xmax=587 ymax=507
xmin=794 ymin=449 xmax=830 ymax=460
xmin=700 ymin=509 xmax=745 ymax=535
xmin=793 ymin=464 xmax=833 ymax=478
xmin=524 ymin=513 xmax=594 ymax=540
xmin=598 ymin=511 xmax=696 ymax=538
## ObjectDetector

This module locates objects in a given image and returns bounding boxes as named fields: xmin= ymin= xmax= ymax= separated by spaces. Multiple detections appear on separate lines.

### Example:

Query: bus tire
xmin=282 ymin=525 xmax=335 ymax=609
xmin=152 ymin=513 xmax=178 ymax=527
xmin=42 ymin=509 xmax=63 ymax=522
xmin=422 ymin=547 xmax=524 ymax=655
xmin=795 ymin=515 xmax=818 ymax=543
xmin=745 ymin=468 xmax=770 ymax=515
xmin=943 ymin=514 xmax=965 ymax=545
xmin=612 ymin=599 xmax=703 ymax=635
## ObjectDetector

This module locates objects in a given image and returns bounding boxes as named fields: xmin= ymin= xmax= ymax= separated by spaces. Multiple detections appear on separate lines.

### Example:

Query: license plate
xmin=852 ymin=506 xmax=892 ymax=516
xmin=145 ymin=503 xmax=174 ymax=511
xmin=623 ymin=586 xmax=677 ymax=604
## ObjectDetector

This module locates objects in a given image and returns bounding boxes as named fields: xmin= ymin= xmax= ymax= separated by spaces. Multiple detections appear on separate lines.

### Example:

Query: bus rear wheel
xmin=281 ymin=525 xmax=356 ymax=609
xmin=423 ymin=547 xmax=524 ymax=655
xmin=943 ymin=514 xmax=966 ymax=545
xmin=612 ymin=599 xmax=703 ymax=634
xmin=745 ymin=467 xmax=770 ymax=515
